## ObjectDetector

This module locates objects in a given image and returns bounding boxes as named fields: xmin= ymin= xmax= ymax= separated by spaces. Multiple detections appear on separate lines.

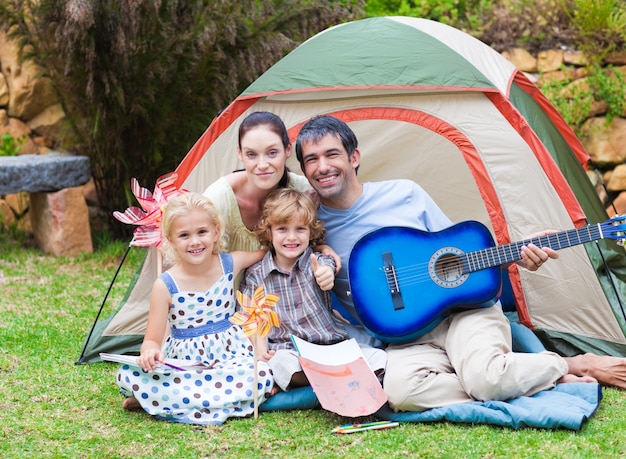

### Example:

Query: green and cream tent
xmin=79 ymin=16 xmax=626 ymax=363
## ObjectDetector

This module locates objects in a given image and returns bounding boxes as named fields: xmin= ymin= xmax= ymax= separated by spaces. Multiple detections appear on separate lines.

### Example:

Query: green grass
xmin=2 ymin=232 xmax=626 ymax=458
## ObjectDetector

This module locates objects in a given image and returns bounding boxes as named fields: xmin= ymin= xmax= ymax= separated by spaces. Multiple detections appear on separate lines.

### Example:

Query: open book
xmin=99 ymin=353 xmax=211 ymax=372
xmin=290 ymin=335 xmax=387 ymax=417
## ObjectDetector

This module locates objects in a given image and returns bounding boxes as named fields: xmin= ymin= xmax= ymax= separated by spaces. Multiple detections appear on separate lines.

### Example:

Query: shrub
xmin=0 ymin=132 xmax=25 ymax=156
xmin=365 ymin=0 xmax=493 ymax=32
xmin=0 ymin=0 xmax=364 ymax=238
xmin=563 ymin=0 xmax=626 ymax=65
xmin=540 ymin=64 xmax=626 ymax=136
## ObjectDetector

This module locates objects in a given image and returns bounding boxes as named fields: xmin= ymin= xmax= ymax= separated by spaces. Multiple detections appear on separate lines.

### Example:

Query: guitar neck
xmin=463 ymin=223 xmax=604 ymax=272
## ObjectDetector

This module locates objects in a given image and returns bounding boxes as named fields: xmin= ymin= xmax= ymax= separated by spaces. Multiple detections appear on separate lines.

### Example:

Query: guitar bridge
xmin=382 ymin=251 xmax=404 ymax=310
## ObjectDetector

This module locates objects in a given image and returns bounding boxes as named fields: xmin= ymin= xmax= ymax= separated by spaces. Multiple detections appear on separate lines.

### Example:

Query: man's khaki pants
xmin=383 ymin=303 xmax=568 ymax=412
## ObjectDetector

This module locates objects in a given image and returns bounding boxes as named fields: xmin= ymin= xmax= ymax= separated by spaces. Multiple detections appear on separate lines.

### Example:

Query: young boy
xmin=239 ymin=188 xmax=386 ymax=392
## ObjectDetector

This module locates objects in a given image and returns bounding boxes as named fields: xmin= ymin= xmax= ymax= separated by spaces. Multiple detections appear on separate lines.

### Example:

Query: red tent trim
xmin=513 ymin=72 xmax=590 ymax=167
xmin=238 ymin=84 xmax=500 ymax=101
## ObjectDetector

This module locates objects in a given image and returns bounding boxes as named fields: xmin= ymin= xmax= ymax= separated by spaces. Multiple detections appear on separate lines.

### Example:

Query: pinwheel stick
xmin=155 ymin=246 xmax=169 ymax=340
xmin=156 ymin=246 xmax=163 ymax=277
xmin=230 ymin=286 xmax=280 ymax=419
xmin=252 ymin=339 xmax=260 ymax=419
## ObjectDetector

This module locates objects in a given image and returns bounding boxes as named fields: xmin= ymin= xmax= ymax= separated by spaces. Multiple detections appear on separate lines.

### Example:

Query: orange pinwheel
xmin=113 ymin=172 xmax=185 ymax=247
xmin=231 ymin=286 xmax=281 ymax=337
xmin=232 ymin=285 xmax=280 ymax=420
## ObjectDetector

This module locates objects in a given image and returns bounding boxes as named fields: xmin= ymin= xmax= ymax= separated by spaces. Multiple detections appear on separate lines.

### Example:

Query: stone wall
xmin=0 ymin=31 xmax=96 ymax=254
xmin=0 ymin=32 xmax=66 ymax=155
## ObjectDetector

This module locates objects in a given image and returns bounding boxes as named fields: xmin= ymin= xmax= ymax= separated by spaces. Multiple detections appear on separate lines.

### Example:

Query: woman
xmin=203 ymin=111 xmax=312 ymax=253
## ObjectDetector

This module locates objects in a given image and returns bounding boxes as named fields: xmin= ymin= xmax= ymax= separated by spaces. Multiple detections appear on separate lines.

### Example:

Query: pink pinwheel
xmin=231 ymin=286 xmax=281 ymax=338
xmin=113 ymin=172 xmax=185 ymax=246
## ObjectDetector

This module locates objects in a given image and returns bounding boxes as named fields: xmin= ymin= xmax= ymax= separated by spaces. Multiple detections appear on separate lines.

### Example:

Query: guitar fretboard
xmin=462 ymin=223 xmax=605 ymax=273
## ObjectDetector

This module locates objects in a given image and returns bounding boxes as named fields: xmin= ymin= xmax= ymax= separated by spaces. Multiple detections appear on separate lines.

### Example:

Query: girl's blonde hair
xmin=255 ymin=189 xmax=325 ymax=250
xmin=160 ymin=192 xmax=227 ymax=263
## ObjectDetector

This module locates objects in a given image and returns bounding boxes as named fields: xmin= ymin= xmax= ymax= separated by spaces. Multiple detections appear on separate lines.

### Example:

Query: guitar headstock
xmin=604 ymin=215 xmax=626 ymax=246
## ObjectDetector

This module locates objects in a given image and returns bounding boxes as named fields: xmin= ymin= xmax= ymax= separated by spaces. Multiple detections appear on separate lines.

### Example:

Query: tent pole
xmin=76 ymin=242 xmax=133 ymax=364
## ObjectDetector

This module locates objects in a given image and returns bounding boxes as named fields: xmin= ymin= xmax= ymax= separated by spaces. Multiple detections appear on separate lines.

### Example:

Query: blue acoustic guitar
xmin=348 ymin=217 xmax=626 ymax=344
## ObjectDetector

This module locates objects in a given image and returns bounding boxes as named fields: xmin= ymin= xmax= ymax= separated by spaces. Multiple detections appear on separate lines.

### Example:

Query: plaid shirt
xmin=239 ymin=246 xmax=347 ymax=350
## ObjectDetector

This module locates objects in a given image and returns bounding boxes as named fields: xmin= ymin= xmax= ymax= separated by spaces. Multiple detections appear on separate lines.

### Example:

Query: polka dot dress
xmin=116 ymin=253 xmax=274 ymax=425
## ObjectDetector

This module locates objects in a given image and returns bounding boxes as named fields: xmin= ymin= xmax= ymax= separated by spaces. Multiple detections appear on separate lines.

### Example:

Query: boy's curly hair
xmin=255 ymin=188 xmax=326 ymax=251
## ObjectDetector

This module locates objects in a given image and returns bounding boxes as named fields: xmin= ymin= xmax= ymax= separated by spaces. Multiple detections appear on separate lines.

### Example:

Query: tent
xmin=78 ymin=16 xmax=626 ymax=364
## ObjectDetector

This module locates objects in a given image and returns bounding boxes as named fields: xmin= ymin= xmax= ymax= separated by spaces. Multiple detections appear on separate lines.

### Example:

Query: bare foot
xmin=269 ymin=385 xmax=283 ymax=397
xmin=557 ymin=373 xmax=597 ymax=384
xmin=122 ymin=396 xmax=142 ymax=411
xmin=565 ymin=353 xmax=626 ymax=389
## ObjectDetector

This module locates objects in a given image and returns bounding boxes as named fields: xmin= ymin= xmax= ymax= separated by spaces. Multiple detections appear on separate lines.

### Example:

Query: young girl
xmin=116 ymin=192 xmax=272 ymax=425
xmin=239 ymin=189 xmax=386 ymax=392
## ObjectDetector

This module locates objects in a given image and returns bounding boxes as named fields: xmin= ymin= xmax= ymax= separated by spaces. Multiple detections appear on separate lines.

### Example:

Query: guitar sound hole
xmin=435 ymin=254 xmax=463 ymax=281
xmin=429 ymin=248 xmax=469 ymax=288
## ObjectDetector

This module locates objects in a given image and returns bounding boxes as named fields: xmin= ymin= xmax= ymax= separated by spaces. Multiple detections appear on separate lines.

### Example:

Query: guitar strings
xmin=378 ymin=220 xmax=619 ymax=289
xmin=382 ymin=258 xmax=466 ymax=286
xmin=381 ymin=248 xmax=518 ymax=287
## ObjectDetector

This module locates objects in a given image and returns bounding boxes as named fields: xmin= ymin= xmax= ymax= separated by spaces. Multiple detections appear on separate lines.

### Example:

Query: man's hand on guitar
xmin=518 ymin=231 xmax=559 ymax=271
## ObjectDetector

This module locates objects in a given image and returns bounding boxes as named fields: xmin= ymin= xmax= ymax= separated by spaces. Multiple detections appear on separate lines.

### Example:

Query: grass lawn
xmin=1 ymin=231 xmax=626 ymax=458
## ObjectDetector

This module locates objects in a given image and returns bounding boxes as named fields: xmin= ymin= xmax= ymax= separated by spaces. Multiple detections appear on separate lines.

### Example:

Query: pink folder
xmin=292 ymin=336 xmax=387 ymax=417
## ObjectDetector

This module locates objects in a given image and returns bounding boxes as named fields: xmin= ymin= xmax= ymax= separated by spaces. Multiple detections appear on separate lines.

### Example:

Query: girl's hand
xmin=258 ymin=349 xmax=276 ymax=363
xmin=251 ymin=336 xmax=274 ymax=362
xmin=137 ymin=347 xmax=164 ymax=372
xmin=311 ymin=254 xmax=335 ymax=291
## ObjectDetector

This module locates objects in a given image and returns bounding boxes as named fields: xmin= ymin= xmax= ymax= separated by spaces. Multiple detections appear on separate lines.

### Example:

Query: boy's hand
xmin=311 ymin=254 xmax=335 ymax=291
xmin=315 ymin=244 xmax=342 ymax=273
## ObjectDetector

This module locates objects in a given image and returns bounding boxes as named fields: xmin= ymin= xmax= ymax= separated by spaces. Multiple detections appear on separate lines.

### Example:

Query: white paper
xmin=99 ymin=353 xmax=209 ymax=371
xmin=290 ymin=335 xmax=365 ymax=366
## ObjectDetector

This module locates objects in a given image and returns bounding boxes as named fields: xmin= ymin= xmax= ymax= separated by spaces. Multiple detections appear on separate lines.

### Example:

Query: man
xmin=295 ymin=115 xmax=626 ymax=412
